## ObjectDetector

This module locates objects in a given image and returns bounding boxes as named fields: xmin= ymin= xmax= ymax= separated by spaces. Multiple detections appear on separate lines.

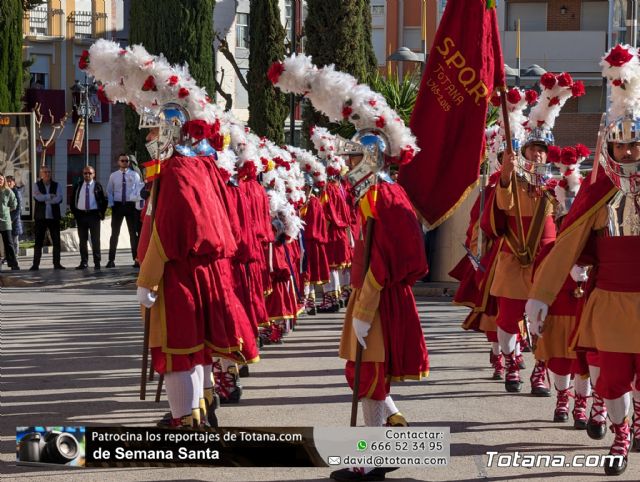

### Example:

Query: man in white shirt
xmin=106 ymin=154 xmax=141 ymax=268
xmin=30 ymin=165 xmax=64 ymax=270
xmin=71 ymin=166 xmax=107 ymax=269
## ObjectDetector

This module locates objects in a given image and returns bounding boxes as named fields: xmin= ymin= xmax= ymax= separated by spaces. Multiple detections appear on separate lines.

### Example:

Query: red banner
xmin=399 ymin=0 xmax=504 ymax=229
xmin=71 ymin=118 xmax=85 ymax=152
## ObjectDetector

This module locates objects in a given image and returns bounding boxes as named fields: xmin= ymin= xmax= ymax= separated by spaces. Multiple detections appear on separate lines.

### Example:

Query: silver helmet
xmin=140 ymin=103 xmax=190 ymax=161
xmin=602 ymin=114 xmax=640 ymax=194
xmin=516 ymin=135 xmax=553 ymax=187
xmin=336 ymin=128 xmax=389 ymax=202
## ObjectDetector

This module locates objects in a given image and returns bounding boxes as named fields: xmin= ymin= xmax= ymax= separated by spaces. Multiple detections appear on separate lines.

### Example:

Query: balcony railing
xmin=23 ymin=88 xmax=67 ymax=124
xmin=67 ymin=11 xmax=109 ymax=40
xmin=23 ymin=5 xmax=64 ymax=38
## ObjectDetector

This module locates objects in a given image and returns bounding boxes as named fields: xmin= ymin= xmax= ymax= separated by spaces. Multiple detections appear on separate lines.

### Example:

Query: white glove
xmin=137 ymin=286 xmax=157 ymax=308
xmin=352 ymin=317 xmax=371 ymax=349
xmin=570 ymin=264 xmax=589 ymax=283
xmin=525 ymin=298 xmax=549 ymax=337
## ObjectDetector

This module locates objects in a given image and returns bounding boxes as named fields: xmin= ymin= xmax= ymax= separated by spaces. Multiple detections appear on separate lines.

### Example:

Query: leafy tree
xmin=0 ymin=0 xmax=24 ymax=111
xmin=360 ymin=0 xmax=378 ymax=75
xmin=126 ymin=0 xmax=215 ymax=161
xmin=247 ymin=0 xmax=287 ymax=144
xmin=302 ymin=0 xmax=377 ymax=147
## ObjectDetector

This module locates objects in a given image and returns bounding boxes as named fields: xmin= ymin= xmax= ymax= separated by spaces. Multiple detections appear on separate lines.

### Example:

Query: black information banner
xmin=85 ymin=427 xmax=326 ymax=468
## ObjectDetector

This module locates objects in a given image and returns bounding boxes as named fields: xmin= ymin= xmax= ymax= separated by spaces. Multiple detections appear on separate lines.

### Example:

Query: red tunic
xmin=224 ymin=183 xmax=262 ymax=341
xmin=239 ymin=178 xmax=271 ymax=325
xmin=451 ymin=174 xmax=501 ymax=333
xmin=301 ymin=195 xmax=330 ymax=284
xmin=323 ymin=181 xmax=351 ymax=269
xmin=265 ymin=240 xmax=297 ymax=321
xmin=287 ymin=237 xmax=304 ymax=305
xmin=341 ymin=178 xmax=360 ymax=254
xmin=139 ymin=155 xmax=257 ymax=371
xmin=354 ymin=182 xmax=429 ymax=380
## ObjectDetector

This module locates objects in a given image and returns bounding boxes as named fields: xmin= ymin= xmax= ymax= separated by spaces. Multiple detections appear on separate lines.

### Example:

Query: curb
xmin=412 ymin=282 xmax=458 ymax=298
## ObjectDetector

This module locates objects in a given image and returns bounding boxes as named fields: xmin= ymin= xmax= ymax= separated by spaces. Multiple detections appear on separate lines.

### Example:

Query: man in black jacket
xmin=71 ymin=166 xmax=108 ymax=269
xmin=31 ymin=165 xmax=65 ymax=270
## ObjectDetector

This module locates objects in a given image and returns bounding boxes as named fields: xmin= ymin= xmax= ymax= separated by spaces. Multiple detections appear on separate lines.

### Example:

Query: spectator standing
xmin=6 ymin=176 xmax=23 ymax=253
xmin=0 ymin=174 xmax=19 ymax=270
xmin=30 ymin=165 xmax=64 ymax=270
xmin=71 ymin=166 xmax=107 ymax=269
xmin=106 ymin=154 xmax=141 ymax=268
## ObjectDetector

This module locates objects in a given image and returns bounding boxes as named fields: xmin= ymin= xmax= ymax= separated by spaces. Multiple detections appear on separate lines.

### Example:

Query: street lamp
xmin=504 ymin=63 xmax=547 ymax=88
xmin=70 ymin=74 xmax=98 ymax=166
xmin=387 ymin=47 xmax=425 ymax=80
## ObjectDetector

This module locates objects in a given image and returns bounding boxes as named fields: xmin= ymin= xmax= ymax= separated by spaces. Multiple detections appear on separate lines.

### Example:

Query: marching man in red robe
xmin=82 ymin=40 xmax=258 ymax=429
xmin=483 ymin=79 xmax=584 ymax=395
xmin=290 ymin=146 xmax=330 ymax=315
xmin=527 ymin=44 xmax=640 ymax=476
xmin=271 ymin=53 xmax=428 ymax=482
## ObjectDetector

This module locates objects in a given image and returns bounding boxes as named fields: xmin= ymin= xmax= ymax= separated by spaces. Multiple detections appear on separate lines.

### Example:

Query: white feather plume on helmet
xmin=214 ymin=149 xmax=237 ymax=179
xmin=270 ymin=54 xmax=419 ymax=164
xmin=601 ymin=44 xmax=640 ymax=121
xmin=288 ymin=146 xmax=327 ymax=188
xmin=525 ymin=72 xmax=585 ymax=141
xmin=309 ymin=126 xmax=347 ymax=177
xmin=82 ymin=39 xmax=222 ymax=124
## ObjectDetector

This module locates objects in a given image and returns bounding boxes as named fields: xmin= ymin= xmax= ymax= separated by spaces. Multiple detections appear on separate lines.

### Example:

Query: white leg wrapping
xmin=165 ymin=369 xmax=195 ymax=419
xmin=514 ymin=340 xmax=521 ymax=357
xmin=333 ymin=270 xmax=341 ymax=294
xmin=194 ymin=364 xmax=203 ymax=389
xmin=361 ymin=398 xmax=386 ymax=427
xmin=549 ymin=371 xmax=571 ymax=391
xmin=304 ymin=283 xmax=311 ymax=296
xmin=491 ymin=342 xmax=500 ymax=356
xmin=497 ymin=327 xmax=517 ymax=355
xmin=605 ymin=392 xmax=631 ymax=424
xmin=574 ymin=376 xmax=592 ymax=397
xmin=190 ymin=368 xmax=201 ymax=410
xmin=383 ymin=395 xmax=399 ymax=419
xmin=340 ymin=268 xmax=351 ymax=287
xmin=324 ymin=274 xmax=335 ymax=293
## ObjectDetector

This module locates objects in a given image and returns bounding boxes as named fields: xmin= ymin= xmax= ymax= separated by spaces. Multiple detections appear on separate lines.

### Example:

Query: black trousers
xmin=76 ymin=211 xmax=101 ymax=265
xmin=0 ymin=230 xmax=18 ymax=268
xmin=108 ymin=202 xmax=138 ymax=262
xmin=33 ymin=218 xmax=61 ymax=267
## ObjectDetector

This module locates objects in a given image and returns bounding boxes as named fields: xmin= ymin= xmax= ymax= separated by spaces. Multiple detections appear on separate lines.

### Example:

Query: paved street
xmin=1 ymin=250 xmax=640 ymax=481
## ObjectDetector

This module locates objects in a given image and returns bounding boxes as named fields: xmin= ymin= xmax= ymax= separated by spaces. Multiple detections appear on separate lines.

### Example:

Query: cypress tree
xmin=360 ymin=0 xmax=378 ymax=75
xmin=126 ymin=0 xmax=215 ymax=161
xmin=0 ymin=0 xmax=24 ymax=112
xmin=247 ymin=0 xmax=287 ymax=144
xmin=302 ymin=0 xmax=377 ymax=146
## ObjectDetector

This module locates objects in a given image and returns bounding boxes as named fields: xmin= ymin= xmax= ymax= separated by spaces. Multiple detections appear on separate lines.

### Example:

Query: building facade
xmin=214 ymin=0 xmax=305 ymax=140
xmin=22 ymin=0 xmax=129 ymax=210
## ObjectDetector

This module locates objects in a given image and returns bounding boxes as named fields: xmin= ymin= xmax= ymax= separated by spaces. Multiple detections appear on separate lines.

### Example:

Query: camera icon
xmin=18 ymin=431 xmax=81 ymax=465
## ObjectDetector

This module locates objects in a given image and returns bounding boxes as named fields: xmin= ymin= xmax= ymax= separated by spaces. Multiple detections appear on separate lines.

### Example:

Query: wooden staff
xmin=155 ymin=374 xmax=164 ymax=403
xmin=140 ymin=177 xmax=160 ymax=400
xmin=350 ymin=216 xmax=376 ymax=427
xmin=499 ymin=86 xmax=527 ymax=260
xmin=140 ymin=307 xmax=151 ymax=400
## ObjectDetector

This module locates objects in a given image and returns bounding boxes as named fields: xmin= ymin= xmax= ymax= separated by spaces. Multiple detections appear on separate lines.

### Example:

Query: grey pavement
xmin=1 ymin=253 xmax=639 ymax=481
